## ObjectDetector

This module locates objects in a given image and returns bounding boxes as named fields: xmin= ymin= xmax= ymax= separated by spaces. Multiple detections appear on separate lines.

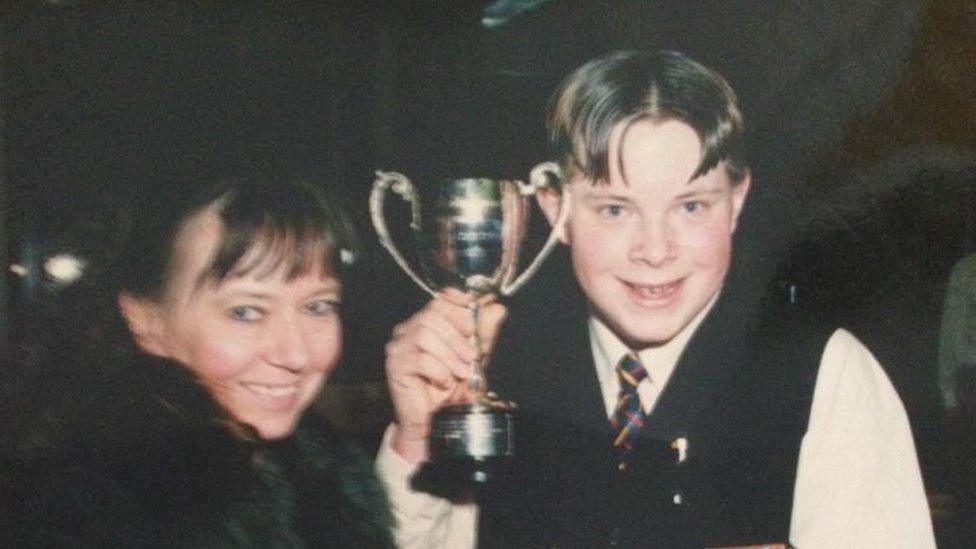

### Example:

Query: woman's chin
xmin=246 ymin=415 xmax=301 ymax=440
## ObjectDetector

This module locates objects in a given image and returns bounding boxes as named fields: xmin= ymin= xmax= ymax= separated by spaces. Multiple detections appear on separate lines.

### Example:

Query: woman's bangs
xmin=206 ymin=217 xmax=338 ymax=285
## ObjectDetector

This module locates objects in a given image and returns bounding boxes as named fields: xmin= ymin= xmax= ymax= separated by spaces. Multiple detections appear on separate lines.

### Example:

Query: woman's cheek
xmin=187 ymin=335 xmax=258 ymax=381
xmin=310 ymin=321 xmax=343 ymax=374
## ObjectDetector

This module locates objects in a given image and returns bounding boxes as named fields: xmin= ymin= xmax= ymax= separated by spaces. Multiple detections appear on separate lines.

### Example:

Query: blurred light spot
xmin=44 ymin=254 xmax=86 ymax=284
xmin=10 ymin=264 xmax=27 ymax=277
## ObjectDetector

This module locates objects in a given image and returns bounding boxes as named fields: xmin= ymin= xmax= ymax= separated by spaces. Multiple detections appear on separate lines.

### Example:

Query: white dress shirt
xmin=376 ymin=301 xmax=936 ymax=548
xmin=589 ymin=292 xmax=714 ymax=419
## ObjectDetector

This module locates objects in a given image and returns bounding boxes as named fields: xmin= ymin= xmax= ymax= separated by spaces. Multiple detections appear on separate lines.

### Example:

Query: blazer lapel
xmin=547 ymin=311 xmax=610 ymax=436
xmin=645 ymin=261 xmax=756 ymax=442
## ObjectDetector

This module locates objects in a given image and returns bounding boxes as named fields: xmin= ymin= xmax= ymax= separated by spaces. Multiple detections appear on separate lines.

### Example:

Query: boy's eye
xmin=229 ymin=306 xmax=262 ymax=322
xmin=682 ymin=201 xmax=703 ymax=214
xmin=599 ymin=204 xmax=626 ymax=217
xmin=305 ymin=299 xmax=339 ymax=317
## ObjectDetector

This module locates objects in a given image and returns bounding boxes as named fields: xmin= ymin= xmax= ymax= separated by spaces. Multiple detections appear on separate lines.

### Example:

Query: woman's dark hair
xmin=116 ymin=177 xmax=357 ymax=301
xmin=1 ymin=177 xmax=358 ymax=429
xmin=548 ymin=50 xmax=748 ymax=184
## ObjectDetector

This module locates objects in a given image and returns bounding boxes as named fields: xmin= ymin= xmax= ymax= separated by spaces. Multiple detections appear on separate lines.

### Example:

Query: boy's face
xmin=540 ymin=119 xmax=750 ymax=349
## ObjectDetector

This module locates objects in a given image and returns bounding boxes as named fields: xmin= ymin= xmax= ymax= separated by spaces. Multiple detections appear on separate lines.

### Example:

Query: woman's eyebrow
xmin=218 ymin=289 xmax=275 ymax=300
xmin=303 ymin=289 xmax=343 ymax=302
xmin=304 ymin=280 xmax=342 ymax=295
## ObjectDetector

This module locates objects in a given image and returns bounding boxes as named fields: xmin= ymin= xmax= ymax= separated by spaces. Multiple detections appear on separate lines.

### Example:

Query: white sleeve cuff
xmin=375 ymin=424 xmax=478 ymax=549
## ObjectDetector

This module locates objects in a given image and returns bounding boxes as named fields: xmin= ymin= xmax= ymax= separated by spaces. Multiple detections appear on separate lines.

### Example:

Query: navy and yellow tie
xmin=610 ymin=354 xmax=648 ymax=470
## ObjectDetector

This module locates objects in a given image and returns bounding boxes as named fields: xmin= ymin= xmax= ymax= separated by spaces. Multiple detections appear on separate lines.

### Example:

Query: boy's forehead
xmin=568 ymin=119 xmax=734 ymax=191
xmin=573 ymin=174 xmax=732 ymax=204
xmin=614 ymin=120 xmax=701 ymax=175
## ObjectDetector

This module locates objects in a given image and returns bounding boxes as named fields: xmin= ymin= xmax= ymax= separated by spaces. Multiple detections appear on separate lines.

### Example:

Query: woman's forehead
xmin=225 ymin=242 xmax=335 ymax=283
xmin=168 ymin=208 xmax=224 ymax=287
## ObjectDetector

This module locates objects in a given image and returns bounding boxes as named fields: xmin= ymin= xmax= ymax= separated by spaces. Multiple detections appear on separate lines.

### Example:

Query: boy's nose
xmin=629 ymin=219 xmax=676 ymax=266
xmin=265 ymin=318 xmax=310 ymax=371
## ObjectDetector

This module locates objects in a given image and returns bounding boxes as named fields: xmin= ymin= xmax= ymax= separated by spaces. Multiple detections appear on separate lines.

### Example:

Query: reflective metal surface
xmin=370 ymin=165 xmax=568 ymax=480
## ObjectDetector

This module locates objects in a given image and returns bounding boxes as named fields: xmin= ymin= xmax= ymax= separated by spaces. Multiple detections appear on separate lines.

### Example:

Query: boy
xmin=377 ymin=50 xmax=934 ymax=547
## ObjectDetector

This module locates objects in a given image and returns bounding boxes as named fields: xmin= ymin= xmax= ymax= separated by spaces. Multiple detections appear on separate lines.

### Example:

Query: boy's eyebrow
xmin=579 ymin=191 xmax=635 ymax=203
xmin=674 ymin=187 xmax=725 ymax=200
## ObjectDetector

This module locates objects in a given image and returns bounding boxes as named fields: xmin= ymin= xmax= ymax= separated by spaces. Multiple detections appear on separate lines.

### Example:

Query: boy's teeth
xmin=631 ymin=282 xmax=677 ymax=299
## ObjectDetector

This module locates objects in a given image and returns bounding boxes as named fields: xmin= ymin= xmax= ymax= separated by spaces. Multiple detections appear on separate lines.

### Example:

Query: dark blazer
xmin=474 ymin=253 xmax=831 ymax=548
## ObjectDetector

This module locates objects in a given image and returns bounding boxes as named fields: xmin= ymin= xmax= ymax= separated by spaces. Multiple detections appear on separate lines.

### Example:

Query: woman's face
xmin=124 ymin=208 xmax=342 ymax=439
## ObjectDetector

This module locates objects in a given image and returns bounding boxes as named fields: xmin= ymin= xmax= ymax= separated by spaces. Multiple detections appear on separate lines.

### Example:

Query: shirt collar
xmin=589 ymin=289 xmax=721 ymax=403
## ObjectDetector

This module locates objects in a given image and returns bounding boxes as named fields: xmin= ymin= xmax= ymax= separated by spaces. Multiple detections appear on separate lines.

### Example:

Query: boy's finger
xmin=478 ymin=302 xmax=509 ymax=350
xmin=412 ymin=307 xmax=479 ymax=363
xmin=413 ymin=352 xmax=458 ymax=391
xmin=429 ymin=295 xmax=479 ymax=337
xmin=439 ymin=287 xmax=474 ymax=305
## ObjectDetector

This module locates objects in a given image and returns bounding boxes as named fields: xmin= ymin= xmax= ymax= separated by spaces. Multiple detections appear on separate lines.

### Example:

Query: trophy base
xmin=427 ymin=396 xmax=515 ymax=484
xmin=411 ymin=456 xmax=504 ymax=498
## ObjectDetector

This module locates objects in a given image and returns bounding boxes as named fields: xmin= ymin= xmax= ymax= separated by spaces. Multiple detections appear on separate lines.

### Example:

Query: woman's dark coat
xmin=0 ymin=350 xmax=393 ymax=548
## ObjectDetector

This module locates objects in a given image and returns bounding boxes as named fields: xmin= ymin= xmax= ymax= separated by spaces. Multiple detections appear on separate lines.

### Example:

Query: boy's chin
xmin=621 ymin=330 xmax=679 ymax=350
xmin=605 ymin=316 xmax=685 ymax=350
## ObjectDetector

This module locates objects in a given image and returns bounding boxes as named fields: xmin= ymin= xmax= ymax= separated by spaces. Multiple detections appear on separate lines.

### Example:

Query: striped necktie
xmin=610 ymin=353 xmax=648 ymax=470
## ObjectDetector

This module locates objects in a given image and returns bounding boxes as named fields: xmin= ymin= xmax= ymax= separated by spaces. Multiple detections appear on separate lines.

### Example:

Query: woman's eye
xmin=682 ymin=201 xmax=703 ymax=214
xmin=229 ymin=306 xmax=262 ymax=322
xmin=305 ymin=299 xmax=339 ymax=317
xmin=600 ymin=204 xmax=626 ymax=218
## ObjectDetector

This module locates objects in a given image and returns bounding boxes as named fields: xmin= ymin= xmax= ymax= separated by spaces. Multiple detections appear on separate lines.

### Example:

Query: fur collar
xmin=2 ymin=351 xmax=393 ymax=547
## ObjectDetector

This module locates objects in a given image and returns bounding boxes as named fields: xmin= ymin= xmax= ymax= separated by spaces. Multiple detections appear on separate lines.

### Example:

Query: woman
xmin=1 ymin=178 xmax=393 ymax=547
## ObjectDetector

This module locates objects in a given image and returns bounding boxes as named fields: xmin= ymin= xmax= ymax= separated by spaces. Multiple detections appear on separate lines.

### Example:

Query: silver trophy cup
xmin=371 ymin=164 xmax=570 ymax=480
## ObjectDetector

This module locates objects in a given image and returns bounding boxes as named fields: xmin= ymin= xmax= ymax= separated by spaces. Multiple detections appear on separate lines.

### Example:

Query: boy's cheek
xmin=572 ymin=234 xmax=621 ymax=261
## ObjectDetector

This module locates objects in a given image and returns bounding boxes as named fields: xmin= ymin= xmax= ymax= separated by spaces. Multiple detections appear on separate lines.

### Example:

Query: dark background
xmin=3 ymin=0 xmax=976 ymax=541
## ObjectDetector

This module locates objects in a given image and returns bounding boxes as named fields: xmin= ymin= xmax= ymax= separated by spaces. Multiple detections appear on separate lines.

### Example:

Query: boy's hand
xmin=384 ymin=287 xmax=507 ymax=464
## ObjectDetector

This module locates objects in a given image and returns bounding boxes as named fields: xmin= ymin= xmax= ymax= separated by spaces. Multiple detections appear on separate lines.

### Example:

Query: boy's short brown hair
xmin=548 ymin=50 xmax=748 ymax=184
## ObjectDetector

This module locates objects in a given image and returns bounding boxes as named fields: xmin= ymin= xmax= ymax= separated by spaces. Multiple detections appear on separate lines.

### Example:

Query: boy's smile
xmin=540 ymin=119 xmax=750 ymax=349
xmin=622 ymin=279 xmax=683 ymax=305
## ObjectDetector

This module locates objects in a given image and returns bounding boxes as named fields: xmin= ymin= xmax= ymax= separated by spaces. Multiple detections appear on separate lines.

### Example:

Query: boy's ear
xmin=535 ymin=185 xmax=570 ymax=244
xmin=729 ymin=171 xmax=752 ymax=233
xmin=117 ymin=292 xmax=168 ymax=357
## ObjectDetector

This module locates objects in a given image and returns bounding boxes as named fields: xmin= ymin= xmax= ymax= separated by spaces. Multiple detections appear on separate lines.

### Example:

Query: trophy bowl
xmin=371 ymin=165 xmax=569 ymax=482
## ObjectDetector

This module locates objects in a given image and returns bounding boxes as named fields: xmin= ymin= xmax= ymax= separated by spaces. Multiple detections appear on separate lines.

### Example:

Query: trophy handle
xmin=370 ymin=170 xmax=438 ymax=298
xmin=499 ymin=161 xmax=571 ymax=296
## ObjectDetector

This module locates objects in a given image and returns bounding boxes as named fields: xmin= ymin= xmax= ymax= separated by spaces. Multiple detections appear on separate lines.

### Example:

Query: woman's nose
xmin=265 ymin=317 xmax=310 ymax=371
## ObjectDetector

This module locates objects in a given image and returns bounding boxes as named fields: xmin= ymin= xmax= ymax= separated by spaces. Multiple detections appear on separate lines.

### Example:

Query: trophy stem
xmin=467 ymin=301 xmax=487 ymax=396
xmin=426 ymin=298 xmax=516 ymax=481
